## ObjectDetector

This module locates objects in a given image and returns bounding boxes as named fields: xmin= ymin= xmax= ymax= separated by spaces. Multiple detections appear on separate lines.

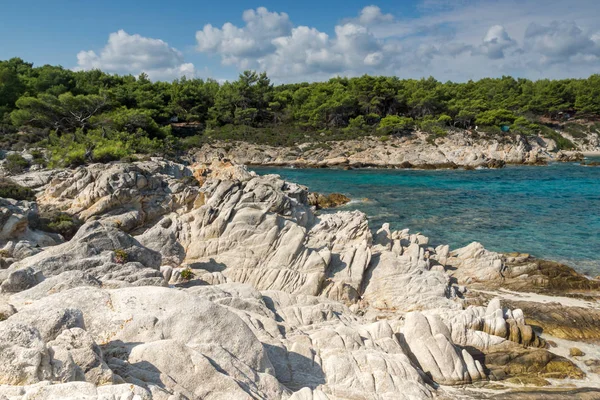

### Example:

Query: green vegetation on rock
xmin=4 ymin=153 xmax=30 ymax=174
xmin=0 ymin=178 xmax=35 ymax=201
xmin=30 ymin=211 xmax=82 ymax=239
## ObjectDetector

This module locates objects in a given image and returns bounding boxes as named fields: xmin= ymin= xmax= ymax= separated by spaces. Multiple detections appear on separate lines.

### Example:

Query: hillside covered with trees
xmin=1 ymin=57 xmax=599 ymax=167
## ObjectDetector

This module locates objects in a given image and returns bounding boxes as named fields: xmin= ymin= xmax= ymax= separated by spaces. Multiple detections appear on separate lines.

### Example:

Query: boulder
xmin=47 ymin=328 xmax=116 ymax=385
xmin=1 ymin=221 xmax=164 ymax=290
xmin=401 ymin=312 xmax=485 ymax=385
xmin=0 ymin=322 xmax=51 ymax=385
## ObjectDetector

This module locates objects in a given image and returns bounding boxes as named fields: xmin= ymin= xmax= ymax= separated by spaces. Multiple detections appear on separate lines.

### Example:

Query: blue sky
xmin=1 ymin=0 xmax=599 ymax=82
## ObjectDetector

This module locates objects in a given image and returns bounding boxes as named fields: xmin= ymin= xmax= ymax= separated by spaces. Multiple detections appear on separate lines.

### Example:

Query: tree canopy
xmin=1 ymin=57 xmax=599 ymax=164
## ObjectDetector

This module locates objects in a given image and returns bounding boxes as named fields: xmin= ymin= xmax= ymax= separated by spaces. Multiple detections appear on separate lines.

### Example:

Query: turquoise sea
xmin=253 ymin=161 xmax=600 ymax=276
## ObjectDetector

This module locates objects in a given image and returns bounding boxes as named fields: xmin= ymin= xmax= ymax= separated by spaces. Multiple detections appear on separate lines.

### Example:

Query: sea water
xmin=253 ymin=161 xmax=600 ymax=276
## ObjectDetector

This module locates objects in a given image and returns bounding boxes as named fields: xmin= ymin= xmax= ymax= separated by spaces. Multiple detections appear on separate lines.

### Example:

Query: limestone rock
xmin=1 ymin=157 xmax=597 ymax=398
xmin=0 ymin=322 xmax=51 ymax=385
xmin=0 ymin=381 xmax=152 ymax=400
xmin=8 ymin=271 xmax=101 ymax=308
xmin=37 ymin=159 xmax=201 ymax=231
xmin=47 ymin=328 xmax=115 ymax=385
xmin=0 ymin=301 xmax=16 ymax=320
xmin=1 ymin=221 xmax=163 ymax=290
xmin=446 ymin=242 xmax=504 ymax=284
xmin=570 ymin=347 xmax=585 ymax=357
xmin=401 ymin=312 xmax=485 ymax=385
xmin=502 ymin=300 xmax=600 ymax=341
xmin=11 ymin=286 xmax=287 ymax=398
xmin=0 ymin=198 xmax=61 ymax=258
xmin=0 ymin=267 xmax=43 ymax=293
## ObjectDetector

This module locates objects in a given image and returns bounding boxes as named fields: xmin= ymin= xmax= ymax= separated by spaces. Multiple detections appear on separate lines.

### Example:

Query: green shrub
xmin=114 ymin=249 xmax=128 ymax=264
xmin=30 ymin=211 xmax=82 ymax=239
xmin=0 ymin=178 xmax=35 ymax=201
xmin=64 ymin=148 xmax=87 ymax=167
xmin=180 ymin=268 xmax=194 ymax=281
xmin=378 ymin=115 xmax=414 ymax=134
xmin=4 ymin=153 xmax=30 ymax=174
xmin=563 ymin=123 xmax=589 ymax=138
xmin=539 ymin=125 xmax=575 ymax=151
xmin=437 ymin=114 xmax=453 ymax=126
xmin=513 ymin=117 xmax=539 ymax=136
xmin=180 ymin=135 xmax=206 ymax=149
xmin=476 ymin=109 xmax=518 ymax=127
xmin=29 ymin=150 xmax=47 ymax=167
xmin=348 ymin=115 xmax=366 ymax=129
xmin=420 ymin=118 xmax=448 ymax=137
xmin=92 ymin=142 xmax=129 ymax=162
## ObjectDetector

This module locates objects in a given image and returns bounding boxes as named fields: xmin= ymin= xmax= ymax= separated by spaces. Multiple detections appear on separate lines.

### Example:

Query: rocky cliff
xmin=0 ymin=158 xmax=599 ymax=399
xmin=192 ymin=129 xmax=597 ymax=169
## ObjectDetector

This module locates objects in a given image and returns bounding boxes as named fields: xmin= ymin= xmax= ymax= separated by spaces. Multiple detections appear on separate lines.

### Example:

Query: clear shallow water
xmin=253 ymin=161 xmax=600 ymax=276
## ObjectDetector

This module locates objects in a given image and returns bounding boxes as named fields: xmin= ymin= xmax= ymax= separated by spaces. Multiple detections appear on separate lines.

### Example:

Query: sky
xmin=1 ymin=0 xmax=599 ymax=83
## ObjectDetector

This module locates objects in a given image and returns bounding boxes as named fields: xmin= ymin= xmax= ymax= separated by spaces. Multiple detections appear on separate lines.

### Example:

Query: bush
xmin=46 ymin=212 xmax=82 ymax=239
xmin=539 ymin=125 xmax=575 ymax=151
xmin=114 ymin=249 xmax=128 ymax=264
xmin=513 ymin=117 xmax=539 ymax=136
xmin=4 ymin=153 xmax=30 ymax=174
xmin=0 ymin=178 xmax=35 ymax=201
xmin=45 ymin=126 xmax=173 ymax=167
xmin=348 ymin=115 xmax=366 ymax=129
xmin=29 ymin=150 xmax=47 ymax=167
xmin=180 ymin=268 xmax=195 ymax=281
xmin=475 ymin=109 xmax=518 ymax=127
xmin=64 ymin=148 xmax=87 ymax=167
xmin=180 ymin=135 xmax=205 ymax=149
xmin=92 ymin=142 xmax=129 ymax=162
xmin=563 ymin=123 xmax=589 ymax=139
xmin=420 ymin=118 xmax=448 ymax=137
xmin=437 ymin=114 xmax=453 ymax=126
xmin=30 ymin=211 xmax=82 ymax=239
xmin=378 ymin=115 xmax=414 ymax=134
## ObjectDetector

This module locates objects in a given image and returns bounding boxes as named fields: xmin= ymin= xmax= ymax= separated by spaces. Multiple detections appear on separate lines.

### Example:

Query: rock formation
xmin=191 ymin=129 xmax=597 ymax=170
xmin=0 ymin=157 xmax=598 ymax=399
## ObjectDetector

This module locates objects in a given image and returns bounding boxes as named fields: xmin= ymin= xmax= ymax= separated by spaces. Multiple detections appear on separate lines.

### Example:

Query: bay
xmin=253 ymin=161 xmax=600 ymax=276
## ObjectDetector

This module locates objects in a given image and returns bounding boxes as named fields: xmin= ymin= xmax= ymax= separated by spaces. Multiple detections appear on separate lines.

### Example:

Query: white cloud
xmin=196 ymin=7 xmax=292 ymax=65
xmin=524 ymin=21 xmax=600 ymax=64
xmin=76 ymin=30 xmax=196 ymax=80
xmin=196 ymin=7 xmax=396 ymax=80
xmin=478 ymin=25 xmax=517 ymax=59
xmin=192 ymin=2 xmax=600 ymax=82
xmin=358 ymin=5 xmax=394 ymax=25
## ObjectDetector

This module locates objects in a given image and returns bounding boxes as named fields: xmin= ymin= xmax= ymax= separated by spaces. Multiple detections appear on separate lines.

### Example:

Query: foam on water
xmin=253 ymin=162 xmax=600 ymax=276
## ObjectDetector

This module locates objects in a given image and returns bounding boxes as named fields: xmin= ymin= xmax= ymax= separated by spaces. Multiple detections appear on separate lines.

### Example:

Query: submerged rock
xmin=307 ymin=192 xmax=350 ymax=209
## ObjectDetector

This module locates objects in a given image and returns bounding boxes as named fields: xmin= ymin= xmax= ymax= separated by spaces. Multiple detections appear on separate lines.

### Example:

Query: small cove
xmin=253 ymin=161 xmax=600 ymax=276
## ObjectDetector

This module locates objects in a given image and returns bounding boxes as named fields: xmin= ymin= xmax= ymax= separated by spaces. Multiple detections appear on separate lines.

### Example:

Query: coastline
xmin=0 ymin=158 xmax=599 ymax=399
xmin=580 ymin=151 xmax=600 ymax=156
xmin=192 ymin=131 xmax=595 ymax=170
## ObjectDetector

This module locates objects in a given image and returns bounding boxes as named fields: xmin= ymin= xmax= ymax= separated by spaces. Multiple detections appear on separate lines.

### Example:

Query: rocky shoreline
xmin=191 ymin=130 xmax=596 ymax=170
xmin=0 ymin=157 xmax=599 ymax=399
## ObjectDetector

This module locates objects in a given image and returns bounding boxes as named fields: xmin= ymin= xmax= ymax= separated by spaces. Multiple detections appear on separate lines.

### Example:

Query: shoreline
xmin=1 ymin=158 xmax=600 ymax=398
xmin=572 ymin=150 xmax=600 ymax=157
xmin=245 ymin=159 xmax=581 ymax=170
xmin=248 ymin=161 xmax=600 ymax=278
xmin=192 ymin=132 xmax=596 ymax=171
